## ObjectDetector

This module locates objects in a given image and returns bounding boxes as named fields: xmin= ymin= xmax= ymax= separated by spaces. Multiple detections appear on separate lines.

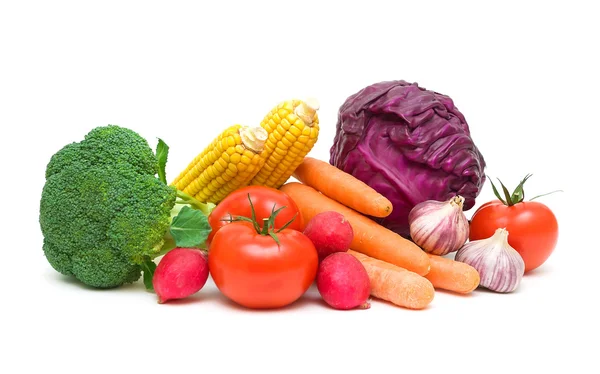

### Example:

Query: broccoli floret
xmin=45 ymin=142 xmax=84 ymax=179
xmin=45 ymin=125 xmax=157 ymax=179
xmin=39 ymin=125 xmax=177 ymax=288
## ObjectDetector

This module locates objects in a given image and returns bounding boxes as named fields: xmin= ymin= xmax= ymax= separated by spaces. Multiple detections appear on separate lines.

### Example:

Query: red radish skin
xmin=153 ymin=248 xmax=209 ymax=304
xmin=316 ymin=252 xmax=371 ymax=310
xmin=303 ymin=211 xmax=354 ymax=261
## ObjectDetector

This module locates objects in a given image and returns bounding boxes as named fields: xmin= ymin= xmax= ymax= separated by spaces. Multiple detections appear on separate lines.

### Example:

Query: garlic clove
xmin=455 ymin=228 xmax=525 ymax=293
xmin=408 ymin=196 xmax=470 ymax=256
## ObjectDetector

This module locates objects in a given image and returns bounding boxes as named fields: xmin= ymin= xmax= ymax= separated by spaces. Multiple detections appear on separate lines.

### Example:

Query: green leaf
xmin=169 ymin=206 xmax=212 ymax=248
xmin=510 ymin=173 xmax=533 ymax=204
xmin=488 ymin=177 xmax=507 ymax=205
xmin=269 ymin=232 xmax=281 ymax=246
xmin=141 ymin=259 xmax=157 ymax=292
xmin=498 ymin=178 xmax=514 ymax=206
xmin=530 ymin=189 xmax=564 ymax=201
xmin=276 ymin=212 xmax=297 ymax=233
xmin=156 ymin=138 xmax=169 ymax=184
xmin=246 ymin=193 xmax=261 ymax=233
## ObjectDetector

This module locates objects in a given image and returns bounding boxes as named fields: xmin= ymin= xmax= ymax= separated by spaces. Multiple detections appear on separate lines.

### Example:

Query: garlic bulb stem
xmin=449 ymin=195 xmax=465 ymax=208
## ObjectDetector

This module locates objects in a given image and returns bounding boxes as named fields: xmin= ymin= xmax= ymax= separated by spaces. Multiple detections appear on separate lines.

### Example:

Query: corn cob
xmin=249 ymin=98 xmax=320 ymax=189
xmin=171 ymin=124 xmax=268 ymax=204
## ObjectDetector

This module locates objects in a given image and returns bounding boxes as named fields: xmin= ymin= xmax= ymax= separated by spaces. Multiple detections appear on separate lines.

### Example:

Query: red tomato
xmin=207 ymin=186 xmax=303 ymax=247
xmin=208 ymin=221 xmax=318 ymax=309
xmin=469 ymin=200 xmax=558 ymax=273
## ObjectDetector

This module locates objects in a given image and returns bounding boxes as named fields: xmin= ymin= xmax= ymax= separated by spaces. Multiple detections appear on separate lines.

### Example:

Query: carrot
xmin=280 ymin=182 xmax=430 ymax=276
xmin=349 ymin=250 xmax=434 ymax=310
xmin=425 ymin=254 xmax=480 ymax=294
xmin=292 ymin=157 xmax=393 ymax=218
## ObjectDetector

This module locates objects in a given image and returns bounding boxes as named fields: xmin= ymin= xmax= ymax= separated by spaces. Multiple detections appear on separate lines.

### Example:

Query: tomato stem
xmin=220 ymin=194 xmax=295 ymax=247
xmin=488 ymin=174 xmax=562 ymax=206
xmin=239 ymin=193 xmax=298 ymax=246
xmin=260 ymin=218 xmax=270 ymax=235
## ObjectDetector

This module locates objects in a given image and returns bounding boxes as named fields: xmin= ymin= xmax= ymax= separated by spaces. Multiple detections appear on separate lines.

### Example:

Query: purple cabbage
xmin=330 ymin=80 xmax=486 ymax=239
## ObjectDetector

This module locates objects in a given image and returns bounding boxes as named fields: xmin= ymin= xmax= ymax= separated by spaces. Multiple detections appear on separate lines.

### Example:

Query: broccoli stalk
xmin=39 ymin=125 xmax=214 ymax=290
xmin=152 ymin=190 xmax=215 ymax=258
xmin=175 ymin=190 xmax=215 ymax=215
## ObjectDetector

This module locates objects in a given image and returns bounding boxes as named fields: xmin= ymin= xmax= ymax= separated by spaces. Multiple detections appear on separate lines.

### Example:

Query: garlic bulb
xmin=408 ymin=196 xmax=469 ymax=255
xmin=455 ymin=228 xmax=525 ymax=293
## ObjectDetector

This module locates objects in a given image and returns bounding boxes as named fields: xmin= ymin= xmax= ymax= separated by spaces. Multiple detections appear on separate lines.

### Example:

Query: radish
xmin=316 ymin=252 xmax=370 ymax=310
xmin=153 ymin=248 xmax=209 ymax=303
xmin=303 ymin=211 xmax=353 ymax=260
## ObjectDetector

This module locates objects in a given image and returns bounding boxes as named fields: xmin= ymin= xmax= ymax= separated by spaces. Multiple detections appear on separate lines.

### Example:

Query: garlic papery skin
xmin=408 ymin=196 xmax=469 ymax=255
xmin=455 ymin=228 xmax=525 ymax=293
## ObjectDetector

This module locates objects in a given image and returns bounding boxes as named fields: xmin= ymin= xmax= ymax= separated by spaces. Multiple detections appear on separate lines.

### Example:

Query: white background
xmin=1 ymin=1 xmax=598 ymax=373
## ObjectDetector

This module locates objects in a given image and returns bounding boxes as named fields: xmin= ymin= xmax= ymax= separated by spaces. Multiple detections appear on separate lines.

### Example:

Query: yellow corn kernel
xmin=281 ymin=136 xmax=293 ymax=148
xmin=288 ymin=125 xmax=302 ymax=138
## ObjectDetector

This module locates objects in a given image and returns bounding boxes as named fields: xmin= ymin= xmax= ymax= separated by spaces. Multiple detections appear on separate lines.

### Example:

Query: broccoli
xmin=39 ymin=125 xmax=211 ymax=289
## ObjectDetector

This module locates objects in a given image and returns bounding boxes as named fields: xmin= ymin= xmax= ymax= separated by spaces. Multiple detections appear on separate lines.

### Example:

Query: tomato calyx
xmin=222 ymin=193 xmax=298 ymax=246
xmin=488 ymin=173 xmax=562 ymax=207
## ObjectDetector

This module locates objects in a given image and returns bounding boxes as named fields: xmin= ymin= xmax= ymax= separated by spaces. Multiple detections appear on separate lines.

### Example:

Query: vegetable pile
xmin=39 ymin=83 xmax=560 ymax=310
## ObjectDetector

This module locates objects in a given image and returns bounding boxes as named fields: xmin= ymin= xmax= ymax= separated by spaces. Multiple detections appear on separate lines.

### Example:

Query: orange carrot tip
xmin=425 ymin=254 xmax=480 ymax=294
